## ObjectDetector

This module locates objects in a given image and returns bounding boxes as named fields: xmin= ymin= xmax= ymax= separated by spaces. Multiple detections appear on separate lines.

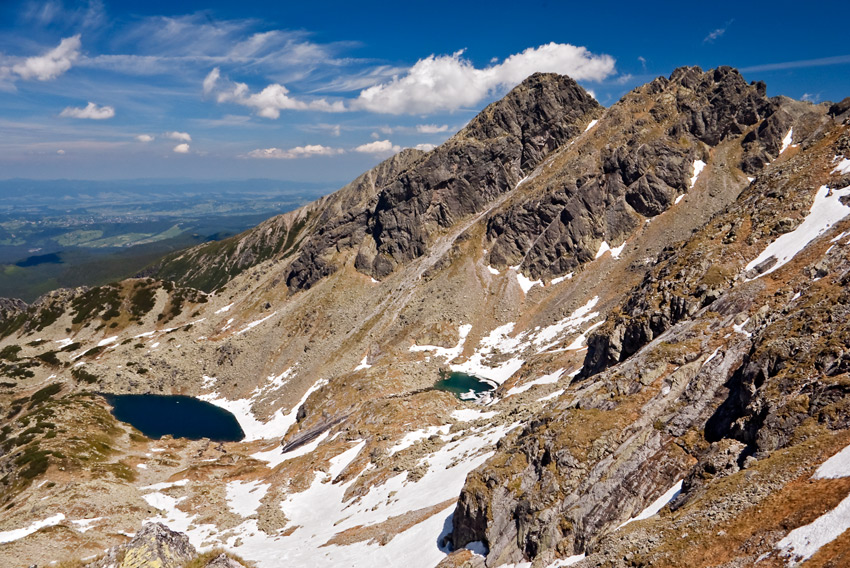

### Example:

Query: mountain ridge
xmin=1 ymin=66 xmax=849 ymax=568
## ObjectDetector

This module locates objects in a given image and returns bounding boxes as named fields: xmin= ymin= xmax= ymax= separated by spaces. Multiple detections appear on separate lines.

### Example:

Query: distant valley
xmin=0 ymin=178 xmax=335 ymax=301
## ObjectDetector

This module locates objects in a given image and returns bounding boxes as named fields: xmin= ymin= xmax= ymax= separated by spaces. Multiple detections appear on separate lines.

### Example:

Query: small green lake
xmin=434 ymin=371 xmax=497 ymax=401
xmin=103 ymin=394 xmax=245 ymax=442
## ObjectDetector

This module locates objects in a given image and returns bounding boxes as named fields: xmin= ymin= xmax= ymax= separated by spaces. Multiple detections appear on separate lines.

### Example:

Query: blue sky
xmin=0 ymin=0 xmax=847 ymax=183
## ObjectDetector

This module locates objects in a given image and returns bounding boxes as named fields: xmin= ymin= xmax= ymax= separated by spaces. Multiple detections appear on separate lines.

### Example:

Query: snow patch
xmin=252 ymin=431 xmax=330 ymax=469
xmin=690 ymin=159 xmax=706 ymax=188
xmin=200 ymin=377 xmax=327 ymax=441
xmin=813 ymin=443 xmax=850 ymax=479
xmin=776 ymin=492 xmax=850 ymax=563
xmin=70 ymin=517 xmax=103 ymax=533
xmin=833 ymin=157 xmax=850 ymax=175
xmin=215 ymin=303 xmax=234 ymax=314
xmin=410 ymin=324 xmax=472 ymax=361
xmin=584 ymin=119 xmax=598 ymax=132
xmin=226 ymin=480 xmax=269 ymax=517
xmin=451 ymin=408 xmax=499 ymax=422
xmin=236 ymin=312 xmax=278 ymax=335
xmin=389 ymin=425 xmax=451 ymax=455
xmin=618 ymin=480 xmax=682 ymax=529
xmin=354 ymin=356 xmax=372 ymax=371
xmin=550 ymin=273 xmax=573 ymax=285
xmin=515 ymin=271 xmax=542 ymax=293
xmin=596 ymin=241 xmax=625 ymax=260
xmin=780 ymin=129 xmax=795 ymax=153
xmin=506 ymin=369 xmax=564 ymax=396
xmin=487 ymin=265 xmax=500 ymax=275
xmin=0 ymin=513 xmax=65 ymax=544
xmin=538 ymin=389 xmax=565 ymax=402
xmin=201 ymin=375 xmax=217 ymax=389
xmin=745 ymin=184 xmax=850 ymax=279
xmin=674 ymin=194 xmax=684 ymax=204
xmin=96 ymin=336 xmax=118 ymax=347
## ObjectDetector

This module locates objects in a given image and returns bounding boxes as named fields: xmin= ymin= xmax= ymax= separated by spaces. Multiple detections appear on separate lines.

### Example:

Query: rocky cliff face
xmin=2 ymin=68 xmax=850 ymax=568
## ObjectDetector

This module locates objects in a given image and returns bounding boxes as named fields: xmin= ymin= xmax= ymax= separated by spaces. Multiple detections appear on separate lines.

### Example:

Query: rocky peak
xmin=356 ymin=73 xmax=601 ymax=278
xmin=459 ymin=72 xmax=602 ymax=170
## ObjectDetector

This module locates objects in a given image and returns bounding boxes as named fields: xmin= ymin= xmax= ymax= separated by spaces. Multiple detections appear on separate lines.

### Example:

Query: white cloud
xmin=704 ymin=20 xmax=733 ymax=43
xmin=353 ymin=43 xmax=616 ymax=114
xmin=56 ymin=149 xmax=65 ymax=155
xmin=417 ymin=124 xmax=449 ymax=134
xmin=412 ymin=143 xmax=436 ymax=152
xmin=204 ymin=67 xmax=346 ymax=119
xmin=12 ymin=35 xmax=81 ymax=81
xmin=354 ymin=139 xmax=401 ymax=156
xmin=164 ymin=131 xmax=191 ymax=142
xmin=59 ymin=101 xmax=115 ymax=120
xmin=136 ymin=134 xmax=154 ymax=142
xmin=173 ymin=143 xmax=190 ymax=153
xmin=246 ymin=145 xmax=344 ymax=159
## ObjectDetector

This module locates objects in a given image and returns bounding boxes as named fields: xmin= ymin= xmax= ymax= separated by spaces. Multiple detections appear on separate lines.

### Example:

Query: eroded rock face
xmin=341 ymin=73 xmax=601 ymax=280
xmin=84 ymin=522 xmax=196 ymax=568
xmin=484 ymin=66 xmax=790 ymax=280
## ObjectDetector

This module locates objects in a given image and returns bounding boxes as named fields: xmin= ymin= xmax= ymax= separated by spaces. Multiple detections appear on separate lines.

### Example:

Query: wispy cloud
xmin=246 ymin=144 xmax=344 ymax=159
xmin=353 ymin=43 xmax=616 ymax=115
xmin=136 ymin=134 xmax=154 ymax=142
xmin=740 ymin=55 xmax=850 ymax=73
xmin=704 ymin=20 xmax=733 ymax=43
xmin=60 ymin=101 xmax=115 ymax=119
xmin=416 ymin=124 xmax=449 ymax=134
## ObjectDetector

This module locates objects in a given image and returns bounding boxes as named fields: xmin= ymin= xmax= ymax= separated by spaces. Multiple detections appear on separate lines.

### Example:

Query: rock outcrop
xmin=84 ymin=523 xmax=196 ymax=568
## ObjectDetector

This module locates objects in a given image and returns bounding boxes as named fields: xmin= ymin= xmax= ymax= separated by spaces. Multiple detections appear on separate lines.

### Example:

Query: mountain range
xmin=1 ymin=66 xmax=850 ymax=568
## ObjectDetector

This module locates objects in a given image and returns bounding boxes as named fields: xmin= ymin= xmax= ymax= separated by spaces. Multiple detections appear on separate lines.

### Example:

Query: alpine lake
xmin=103 ymin=394 xmax=245 ymax=442
xmin=434 ymin=371 xmax=497 ymax=401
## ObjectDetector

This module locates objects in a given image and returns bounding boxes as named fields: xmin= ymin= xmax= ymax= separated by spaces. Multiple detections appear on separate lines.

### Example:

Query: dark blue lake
xmin=434 ymin=372 xmax=496 ymax=401
xmin=104 ymin=394 xmax=245 ymax=442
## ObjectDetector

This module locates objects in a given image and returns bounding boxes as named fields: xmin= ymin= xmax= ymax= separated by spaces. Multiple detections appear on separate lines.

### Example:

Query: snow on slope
xmin=141 ymin=422 xmax=517 ymax=568
xmin=813 ymin=443 xmax=850 ymax=479
xmin=414 ymin=297 xmax=600 ymax=386
xmin=0 ymin=514 xmax=65 ymax=544
xmin=775 ymin=492 xmax=850 ymax=563
xmin=746 ymin=184 xmax=850 ymax=279
xmin=617 ymin=480 xmax=683 ymax=529
xmin=200 ymin=376 xmax=327 ymax=441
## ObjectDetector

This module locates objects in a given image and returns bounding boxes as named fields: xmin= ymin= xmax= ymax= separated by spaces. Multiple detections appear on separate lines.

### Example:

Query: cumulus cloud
xmin=136 ymin=134 xmax=154 ymax=142
xmin=56 ymin=149 xmax=65 ymax=155
xmin=246 ymin=145 xmax=344 ymax=159
xmin=12 ymin=35 xmax=81 ymax=81
xmin=204 ymin=67 xmax=346 ymax=119
xmin=353 ymin=43 xmax=615 ymax=114
xmin=164 ymin=131 xmax=191 ymax=142
xmin=173 ymin=143 xmax=190 ymax=153
xmin=354 ymin=139 xmax=402 ymax=156
xmin=59 ymin=101 xmax=115 ymax=119
xmin=416 ymin=124 xmax=449 ymax=134
xmin=412 ymin=143 xmax=436 ymax=152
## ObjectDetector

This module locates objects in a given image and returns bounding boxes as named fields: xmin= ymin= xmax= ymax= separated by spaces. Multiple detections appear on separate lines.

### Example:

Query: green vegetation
xmin=35 ymin=350 xmax=61 ymax=366
xmin=71 ymin=367 xmax=99 ymax=384
xmin=0 ymin=344 xmax=21 ymax=361
xmin=29 ymin=383 xmax=62 ymax=408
